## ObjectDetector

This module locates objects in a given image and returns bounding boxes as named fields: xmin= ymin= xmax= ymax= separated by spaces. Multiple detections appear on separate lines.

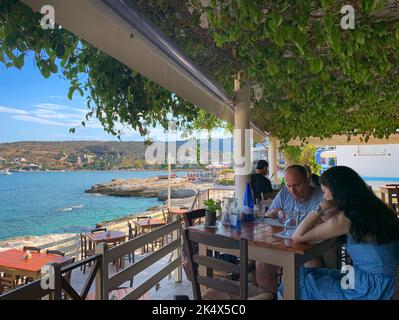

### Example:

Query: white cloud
xmin=48 ymin=95 xmax=64 ymax=100
xmin=33 ymin=103 xmax=66 ymax=111
xmin=12 ymin=115 xmax=68 ymax=126
xmin=72 ymin=108 xmax=89 ymax=113
xmin=32 ymin=108 xmax=85 ymax=120
xmin=0 ymin=106 xmax=29 ymax=115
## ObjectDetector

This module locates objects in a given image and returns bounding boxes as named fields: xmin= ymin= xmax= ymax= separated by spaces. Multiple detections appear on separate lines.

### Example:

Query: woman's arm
xmin=292 ymin=211 xmax=351 ymax=243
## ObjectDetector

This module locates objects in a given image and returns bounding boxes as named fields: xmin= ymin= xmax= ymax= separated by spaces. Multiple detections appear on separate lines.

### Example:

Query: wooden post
xmin=234 ymin=71 xmax=251 ymax=208
xmin=168 ymin=158 xmax=172 ymax=211
xmin=268 ymin=136 xmax=280 ymax=184
xmin=48 ymin=262 xmax=62 ymax=300
xmin=95 ymin=243 xmax=108 ymax=300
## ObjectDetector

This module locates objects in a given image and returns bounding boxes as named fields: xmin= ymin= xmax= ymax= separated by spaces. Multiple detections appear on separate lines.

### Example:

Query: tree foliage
xmin=133 ymin=0 xmax=399 ymax=144
xmin=1 ymin=0 xmax=399 ymax=144
xmin=0 ymin=0 xmax=226 ymax=139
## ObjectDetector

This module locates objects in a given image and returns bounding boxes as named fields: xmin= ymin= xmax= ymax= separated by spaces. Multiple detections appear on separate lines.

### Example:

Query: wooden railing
xmin=58 ymin=255 xmax=102 ymax=300
xmin=95 ymin=219 xmax=182 ymax=300
xmin=0 ymin=220 xmax=181 ymax=300
xmin=190 ymin=188 xmax=235 ymax=210
xmin=38 ymin=234 xmax=80 ymax=259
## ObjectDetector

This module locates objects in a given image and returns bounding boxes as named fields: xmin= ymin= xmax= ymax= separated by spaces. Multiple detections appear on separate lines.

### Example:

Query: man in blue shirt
xmin=257 ymin=165 xmax=325 ymax=298
xmin=266 ymin=165 xmax=324 ymax=218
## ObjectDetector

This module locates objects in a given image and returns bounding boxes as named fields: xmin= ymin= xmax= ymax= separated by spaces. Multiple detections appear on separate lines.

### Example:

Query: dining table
xmin=85 ymin=230 xmax=127 ymax=270
xmin=189 ymin=220 xmax=338 ymax=300
xmin=85 ymin=230 xmax=127 ymax=247
xmin=132 ymin=218 xmax=166 ymax=234
xmin=0 ymin=249 xmax=74 ymax=288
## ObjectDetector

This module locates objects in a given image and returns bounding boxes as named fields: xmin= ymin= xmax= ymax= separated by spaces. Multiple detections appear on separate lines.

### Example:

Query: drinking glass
xmin=283 ymin=217 xmax=293 ymax=236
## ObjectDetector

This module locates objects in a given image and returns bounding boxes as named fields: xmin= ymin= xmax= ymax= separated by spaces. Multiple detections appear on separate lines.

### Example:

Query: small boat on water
xmin=0 ymin=170 xmax=12 ymax=175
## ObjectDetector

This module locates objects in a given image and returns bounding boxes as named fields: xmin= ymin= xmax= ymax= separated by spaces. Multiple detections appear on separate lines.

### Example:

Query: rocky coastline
xmin=85 ymin=176 xmax=214 ymax=200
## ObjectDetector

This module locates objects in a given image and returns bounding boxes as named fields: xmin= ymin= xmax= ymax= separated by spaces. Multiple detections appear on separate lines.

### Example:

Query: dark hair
xmin=256 ymin=160 xmax=269 ymax=170
xmin=320 ymin=166 xmax=399 ymax=244
xmin=285 ymin=165 xmax=308 ymax=180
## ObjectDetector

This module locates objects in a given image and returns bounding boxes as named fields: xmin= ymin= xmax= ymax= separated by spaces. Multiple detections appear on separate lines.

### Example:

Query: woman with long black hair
xmin=293 ymin=166 xmax=399 ymax=299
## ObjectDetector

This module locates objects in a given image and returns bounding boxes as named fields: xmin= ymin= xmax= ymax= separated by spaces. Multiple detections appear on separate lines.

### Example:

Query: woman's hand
xmin=319 ymin=200 xmax=339 ymax=222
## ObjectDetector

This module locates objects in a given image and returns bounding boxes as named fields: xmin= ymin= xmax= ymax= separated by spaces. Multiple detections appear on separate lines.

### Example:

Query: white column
xmin=268 ymin=136 xmax=279 ymax=184
xmin=234 ymin=74 xmax=251 ymax=208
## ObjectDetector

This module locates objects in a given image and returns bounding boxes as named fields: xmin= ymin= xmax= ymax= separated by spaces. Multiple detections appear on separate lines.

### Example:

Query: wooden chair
xmin=162 ymin=209 xmax=172 ymax=224
xmin=0 ymin=272 xmax=17 ymax=294
xmin=44 ymin=250 xmax=75 ymax=299
xmin=182 ymin=209 xmax=256 ymax=284
xmin=46 ymin=249 xmax=65 ymax=256
xmin=182 ymin=228 xmax=272 ymax=300
xmin=79 ymin=233 xmax=95 ymax=274
xmin=91 ymin=227 xmax=107 ymax=233
xmin=127 ymin=222 xmax=136 ymax=264
xmin=22 ymin=246 xmax=41 ymax=253
xmin=45 ymin=250 xmax=74 ymax=283
xmin=134 ymin=216 xmax=155 ymax=253
xmin=183 ymin=209 xmax=206 ymax=228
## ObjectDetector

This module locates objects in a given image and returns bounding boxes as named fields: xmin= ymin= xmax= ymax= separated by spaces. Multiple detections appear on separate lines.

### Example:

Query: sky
xmin=0 ymin=53 xmax=229 ymax=143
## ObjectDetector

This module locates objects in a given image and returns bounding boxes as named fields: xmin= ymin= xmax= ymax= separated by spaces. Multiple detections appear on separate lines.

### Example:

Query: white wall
xmin=336 ymin=144 xmax=399 ymax=178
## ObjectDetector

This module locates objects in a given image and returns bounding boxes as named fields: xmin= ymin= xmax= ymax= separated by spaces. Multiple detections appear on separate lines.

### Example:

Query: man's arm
xmin=265 ymin=188 xmax=285 ymax=218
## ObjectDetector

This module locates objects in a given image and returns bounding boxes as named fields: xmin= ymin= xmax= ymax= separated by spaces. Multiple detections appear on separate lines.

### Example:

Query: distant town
xmin=0 ymin=141 xmax=235 ymax=172
xmin=0 ymin=141 xmax=157 ymax=171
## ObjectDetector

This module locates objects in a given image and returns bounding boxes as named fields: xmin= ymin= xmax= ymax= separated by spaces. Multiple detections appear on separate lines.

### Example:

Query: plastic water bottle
xmin=230 ymin=200 xmax=240 ymax=229
xmin=243 ymin=183 xmax=254 ymax=222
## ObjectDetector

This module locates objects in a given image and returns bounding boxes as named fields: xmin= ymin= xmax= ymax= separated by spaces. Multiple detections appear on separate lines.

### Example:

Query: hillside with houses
xmin=0 ymin=141 xmax=147 ymax=171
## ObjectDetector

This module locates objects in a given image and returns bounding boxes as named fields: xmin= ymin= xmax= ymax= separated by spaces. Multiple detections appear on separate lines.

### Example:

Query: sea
xmin=0 ymin=170 xmax=185 ymax=240
xmin=0 ymin=170 xmax=395 ymax=241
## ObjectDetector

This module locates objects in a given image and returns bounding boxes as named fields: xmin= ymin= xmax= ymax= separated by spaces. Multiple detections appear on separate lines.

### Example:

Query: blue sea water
xmin=0 ymin=171 xmax=183 ymax=240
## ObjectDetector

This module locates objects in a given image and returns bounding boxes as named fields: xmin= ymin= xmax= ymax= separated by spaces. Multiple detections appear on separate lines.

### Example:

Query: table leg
xmin=282 ymin=255 xmax=300 ymax=300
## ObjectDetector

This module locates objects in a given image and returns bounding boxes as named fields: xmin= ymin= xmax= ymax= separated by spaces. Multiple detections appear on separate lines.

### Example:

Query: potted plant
xmin=203 ymin=199 xmax=222 ymax=227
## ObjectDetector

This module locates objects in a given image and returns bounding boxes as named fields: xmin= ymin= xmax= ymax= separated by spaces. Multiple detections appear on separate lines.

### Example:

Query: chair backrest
xmin=183 ymin=209 xmax=206 ymax=228
xmin=182 ymin=228 xmax=248 ymax=300
xmin=79 ymin=233 xmax=89 ymax=257
xmin=22 ymin=246 xmax=41 ymax=253
xmin=162 ymin=209 xmax=169 ymax=223
xmin=136 ymin=216 xmax=151 ymax=220
xmin=127 ymin=222 xmax=134 ymax=239
xmin=46 ymin=249 xmax=65 ymax=256
xmin=91 ymin=228 xmax=107 ymax=233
